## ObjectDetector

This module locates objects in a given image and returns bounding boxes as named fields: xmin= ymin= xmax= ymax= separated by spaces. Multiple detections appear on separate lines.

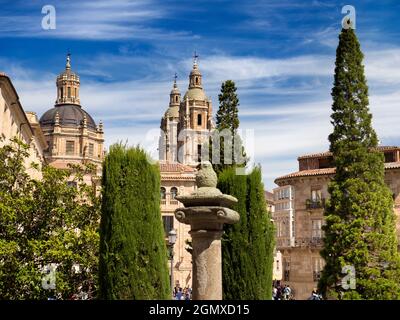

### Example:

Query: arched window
xmin=195 ymin=77 xmax=199 ymax=85
xmin=175 ymin=96 xmax=178 ymax=103
xmin=160 ymin=187 xmax=166 ymax=199
xmin=171 ymin=187 xmax=178 ymax=199
xmin=197 ymin=114 xmax=202 ymax=126
xmin=67 ymin=87 xmax=71 ymax=98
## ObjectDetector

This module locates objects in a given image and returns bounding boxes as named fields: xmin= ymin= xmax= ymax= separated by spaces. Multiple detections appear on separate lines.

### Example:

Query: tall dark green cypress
xmin=216 ymin=80 xmax=240 ymax=132
xmin=99 ymin=144 xmax=170 ymax=299
xmin=219 ymin=166 xmax=275 ymax=299
xmin=211 ymin=80 xmax=246 ymax=174
xmin=319 ymin=28 xmax=400 ymax=300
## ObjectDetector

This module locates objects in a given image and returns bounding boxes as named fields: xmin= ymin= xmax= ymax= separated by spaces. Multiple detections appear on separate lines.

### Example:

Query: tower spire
xmin=174 ymin=72 xmax=178 ymax=88
xmin=66 ymin=52 xmax=71 ymax=70
xmin=193 ymin=51 xmax=199 ymax=67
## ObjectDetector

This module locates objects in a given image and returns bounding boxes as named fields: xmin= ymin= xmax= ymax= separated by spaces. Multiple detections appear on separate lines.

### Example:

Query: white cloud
xmin=3 ymin=46 xmax=400 ymax=191
xmin=0 ymin=0 xmax=196 ymax=41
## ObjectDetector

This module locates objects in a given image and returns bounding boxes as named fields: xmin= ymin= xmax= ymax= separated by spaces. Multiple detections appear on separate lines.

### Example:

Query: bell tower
xmin=159 ymin=74 xmax=181 ymax=162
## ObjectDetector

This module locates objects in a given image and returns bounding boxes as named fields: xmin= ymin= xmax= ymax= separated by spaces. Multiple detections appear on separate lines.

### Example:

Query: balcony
xmin=306 ymin=199 xmax=325 ymax=210
xmin=276 ymin=238 xmax=292 ymax=249
xmin=294 ymin=237 xmax=323 ymax=248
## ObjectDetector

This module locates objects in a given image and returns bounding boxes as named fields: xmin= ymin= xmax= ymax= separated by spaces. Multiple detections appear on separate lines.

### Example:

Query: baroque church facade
xmin=39 ymin=54 xmax=104 ymax=185
xmin=1 ymin=54 xmax=104 ymax=184
xmin=159 ymin=58 xmax=214 ymax=288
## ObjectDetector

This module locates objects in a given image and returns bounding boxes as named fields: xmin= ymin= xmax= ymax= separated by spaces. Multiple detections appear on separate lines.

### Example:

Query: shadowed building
xmin=0 ymin=73 xmax=47 ymax=179
xmin=274 ymin=146 xmax=400 ymax=299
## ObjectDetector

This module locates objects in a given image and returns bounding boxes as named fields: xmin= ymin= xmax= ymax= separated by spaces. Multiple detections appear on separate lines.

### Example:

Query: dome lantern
xmin=56 ymin=53 xmax=81 ymax=106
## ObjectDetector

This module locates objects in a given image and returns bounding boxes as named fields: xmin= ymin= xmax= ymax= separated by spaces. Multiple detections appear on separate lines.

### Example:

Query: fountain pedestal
xmin=175 ymin=162 xmax=239 ymax=300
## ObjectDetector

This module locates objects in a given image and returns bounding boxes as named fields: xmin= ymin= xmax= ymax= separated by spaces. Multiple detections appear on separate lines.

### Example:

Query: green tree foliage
xmin=319 ymin=28 xmax=400 ymax=300
xmin=216 ymin=80 xmax=240 ymax=132
xmin=99 ymin=144 xmax=170 ymax=300
xmin=0 ymin=137 xmax=100 ymax=300
xmin=210 ymin=80 xmax=247 ymax=174
xmin=218 ymin=166 xmax=275 ymax=299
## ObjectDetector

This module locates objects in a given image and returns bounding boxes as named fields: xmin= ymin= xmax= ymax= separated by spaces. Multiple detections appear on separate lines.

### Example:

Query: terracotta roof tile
xmin=298 ymin=146 xmax=400 ymax=160
xmin=275 ymin=162 xmax=400 ymax=183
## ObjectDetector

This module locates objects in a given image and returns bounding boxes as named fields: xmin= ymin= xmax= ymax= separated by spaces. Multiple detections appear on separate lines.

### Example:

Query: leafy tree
xmin=0 ymin=137 xmax=100 ymax=300
xmin=218 ymin=166 xmax=275 ymax=299
xmin=210 ymin=80 xmax=247 ymax=174
xmin=318 ymin=28 xmax=400 ymax=300
xmin=99 ymin=144 xmax=170 ymax=300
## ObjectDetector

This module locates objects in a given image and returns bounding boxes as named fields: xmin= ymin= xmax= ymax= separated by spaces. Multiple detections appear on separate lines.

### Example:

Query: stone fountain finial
xmin=196 ymin=161 xmax=217 ymax=188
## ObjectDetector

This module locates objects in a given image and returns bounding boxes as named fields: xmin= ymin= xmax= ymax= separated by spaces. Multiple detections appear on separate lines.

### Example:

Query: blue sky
xmin=1 ymin=0 xmax=400 ymax=190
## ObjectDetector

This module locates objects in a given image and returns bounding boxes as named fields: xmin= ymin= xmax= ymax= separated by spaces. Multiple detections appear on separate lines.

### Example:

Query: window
xmin=162 ymin=216 xmax=174 ymax=236
xmin=160 ymin=187 xmax=166 ymax=199
xmin=60 ymin=87 xmax=63 ymax=99
xmin=89 ymin=143 xmax=94 ymax=156
xmin=384 ymin=152 xmax=395 ymax=163
xmin=292 ymin=220 xmax=295 ymax=238
xmin=197 ymin=144 xmax=202 ymax=162
xmin=68 ymin=87 xmax=71 ymax=98
xmin=171 ymin=187 xmax=178 ymax=199
xmin=313 ymin=257 xmax=324 ymax=281
xmin=311 ymin=189 xmax=322 ymax=202
xmin=197 ymin=114 xmax=202 ymax=126
xmin=74 ymin=88 xmax=77 ymax=98
xmin=312 ymin=220 xmax=322 ymax=239
xmin=66 ymin=141 xmax=75 ymax=155
xmin=195 ymin=77 xmax=199 ymax=85
xmin=175 ymin=96 xmax=178 ymax=103
xmin=283 ymin=258 xmax=290 ymax=281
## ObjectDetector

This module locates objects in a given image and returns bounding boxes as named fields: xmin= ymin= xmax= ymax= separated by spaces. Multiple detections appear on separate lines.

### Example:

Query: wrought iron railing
xmin=306 ymin=199 xmax=325 ymax=209
xmin=294 ymin=237 xmax=323 ymax=247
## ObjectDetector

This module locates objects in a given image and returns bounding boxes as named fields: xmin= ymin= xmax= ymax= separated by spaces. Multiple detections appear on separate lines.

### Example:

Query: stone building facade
xmin=159 ymin=58 xmax=214 ymax=288
xmin=0 ymin=73 xmax=47 ymax=179
xmin=274 ymin=146 xmax=400 ymax=299
xmin=160 ymin=162 xmax=196 ymax=288
xmin=39 ymin=54 xmax=104 ymax=185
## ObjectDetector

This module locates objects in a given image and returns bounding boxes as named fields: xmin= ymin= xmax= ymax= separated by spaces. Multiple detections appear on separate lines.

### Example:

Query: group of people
xmin=272 ymin=282 xmax=293 ymax=300
xmin=273 ymin=281 xmax=323 ymax=300
xmin=173 ymin=286 xmax=192 ymax=300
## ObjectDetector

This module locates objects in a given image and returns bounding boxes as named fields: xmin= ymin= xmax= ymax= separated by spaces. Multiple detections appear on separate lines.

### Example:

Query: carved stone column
xmin=175 ymin=162 xmax=239 ymax=300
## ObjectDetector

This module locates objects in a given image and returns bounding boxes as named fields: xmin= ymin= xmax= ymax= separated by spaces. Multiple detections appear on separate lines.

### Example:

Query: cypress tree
xmin=319 ymin=28 xmax=400 ymax=300
xmin=211 ymin=80 xmax=246 ymax=174
xmin=219 ymin=166 xmax=275 ymax=299
xmin=216 ymin=80 xmax=240 ymax=132
xmin=99 ymin=144 xmax=170 ymax=299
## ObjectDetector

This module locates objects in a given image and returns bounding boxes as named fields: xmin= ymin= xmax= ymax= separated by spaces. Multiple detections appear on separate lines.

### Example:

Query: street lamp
xmin=168 ymin=229 xmax=177 ymax=298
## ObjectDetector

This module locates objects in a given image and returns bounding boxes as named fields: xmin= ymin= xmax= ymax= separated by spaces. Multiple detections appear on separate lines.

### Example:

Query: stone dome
xmin=183 ymin=88 xmax=207 ymax=101
xmin=165 ymin=106 xmax=179 ymax=118
xmin=39 ymin=104 xmax=96 ymax=130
